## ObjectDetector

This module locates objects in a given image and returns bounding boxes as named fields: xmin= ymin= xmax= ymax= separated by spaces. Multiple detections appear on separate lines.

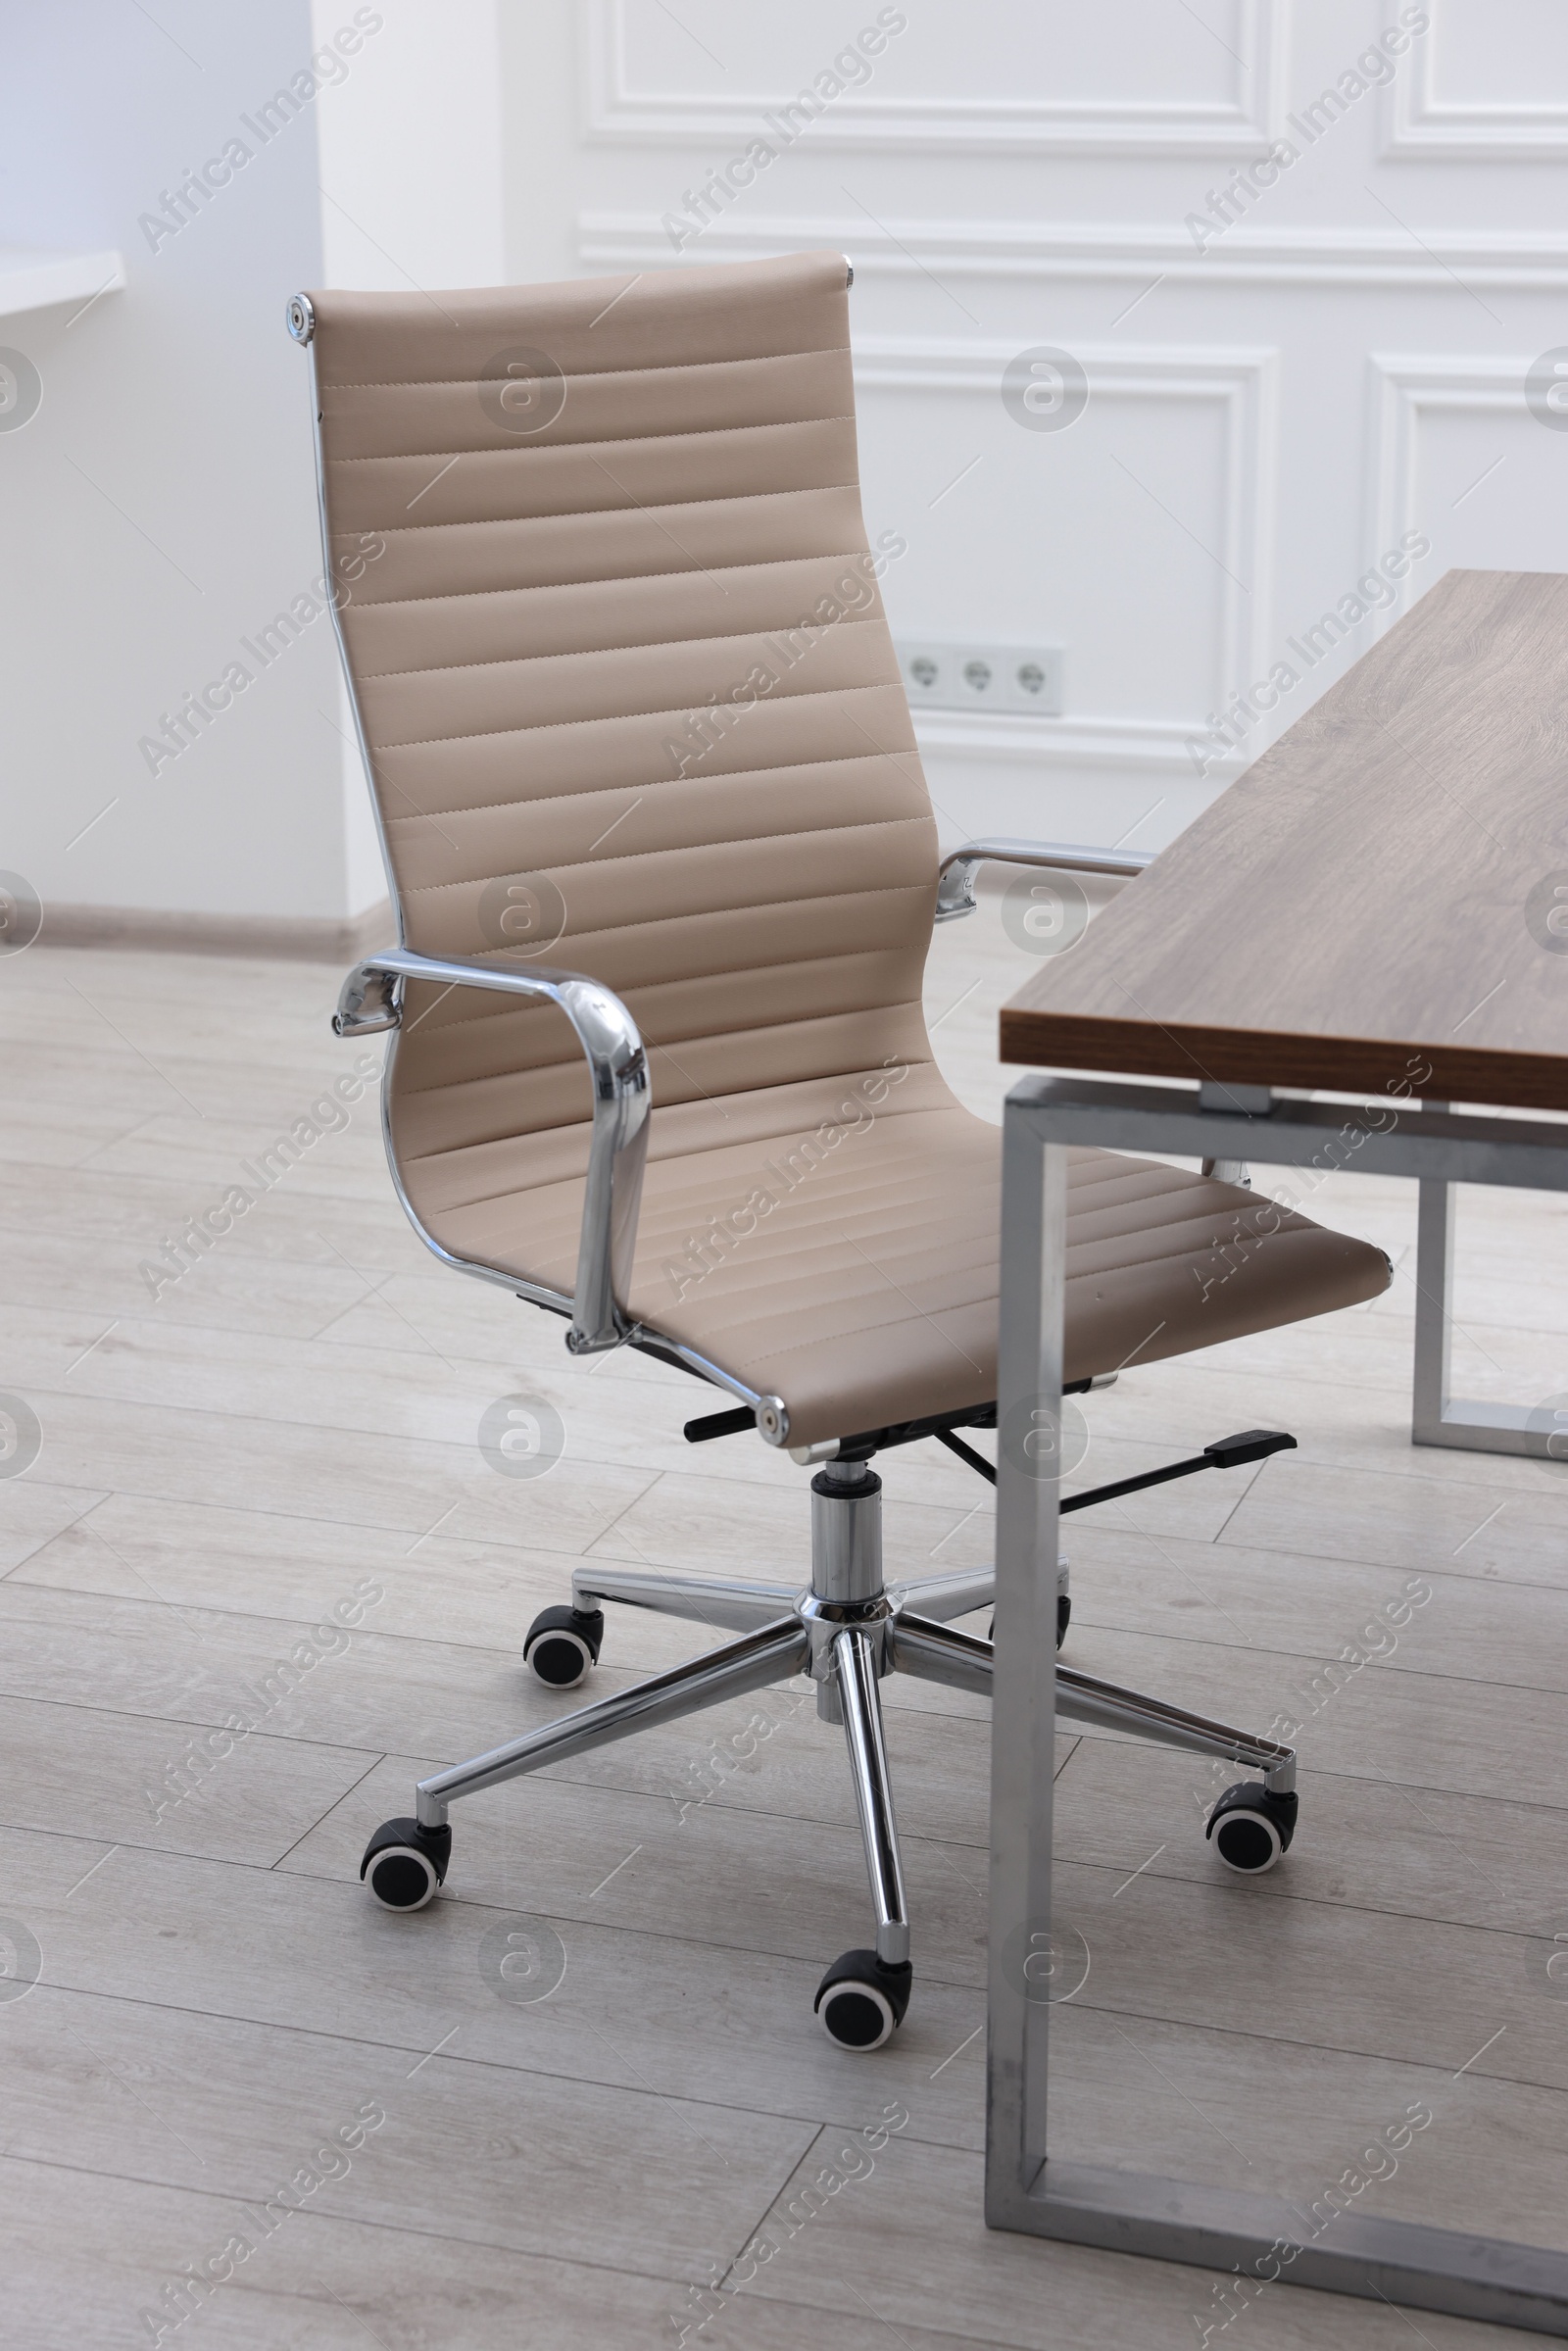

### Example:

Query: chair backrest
xmin=304 ymin=251 xmax=940 ymax=1246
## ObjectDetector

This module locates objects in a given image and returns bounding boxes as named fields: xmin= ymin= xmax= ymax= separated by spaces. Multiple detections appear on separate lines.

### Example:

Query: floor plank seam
xmin=17 ymin=1984 xmax=976 ymax=2146
xmin=0 ymin=2145 xmax=828 ymax=2297
xmin=269 ymin=1752 xmax=388 ymax=1871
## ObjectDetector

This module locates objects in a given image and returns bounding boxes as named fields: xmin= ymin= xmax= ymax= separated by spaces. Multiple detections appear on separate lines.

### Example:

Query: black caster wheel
xmin=1205 ymin=1782 xmax=1298 ymax=1875
xmin=813 ymin=1948 xmax=912 ymax=2051
xmin=361 ymin=1816 xmax=451 ymax=1911
xmin=524 ymin=1604 xmax=604 ymax=1690
xmin=988 ymin=1595 xmax=1069 ymax=1648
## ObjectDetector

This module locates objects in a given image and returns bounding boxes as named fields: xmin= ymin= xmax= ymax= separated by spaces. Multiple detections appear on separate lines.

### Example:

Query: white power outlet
xmin=896 ymin=641 xmax=1064 ymax=717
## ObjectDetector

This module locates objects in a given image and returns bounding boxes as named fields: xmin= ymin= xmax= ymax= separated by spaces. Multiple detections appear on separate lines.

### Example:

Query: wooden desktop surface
xmin=1000 ymin=569 xmax=1568 ymax=1110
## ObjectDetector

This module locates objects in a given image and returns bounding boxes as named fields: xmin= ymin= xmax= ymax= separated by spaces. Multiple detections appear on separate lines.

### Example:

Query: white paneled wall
xmin=1387 ymin=0 xmax=1568 ymax=154
xmin=4 ymin=3 xmax=1566 ymax=921
xmin=514 ymin=0 xmax=1568 ymax=851
xmin=584 ymin=3 xmax=1288 ymax=154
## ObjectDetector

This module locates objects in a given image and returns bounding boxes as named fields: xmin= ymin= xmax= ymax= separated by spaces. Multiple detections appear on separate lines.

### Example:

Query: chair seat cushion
xmin=411 ymin=1059 xmax=1391 ymax=1446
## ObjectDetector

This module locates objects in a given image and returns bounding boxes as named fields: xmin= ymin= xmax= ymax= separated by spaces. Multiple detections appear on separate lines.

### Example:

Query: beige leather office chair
xmin=289 ymin=252 xmax=1390 ymax=2049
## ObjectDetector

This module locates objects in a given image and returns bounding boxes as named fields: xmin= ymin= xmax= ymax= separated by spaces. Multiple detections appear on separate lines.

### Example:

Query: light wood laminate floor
xmin=2 ymin=889 xmax=1565 ymax=2349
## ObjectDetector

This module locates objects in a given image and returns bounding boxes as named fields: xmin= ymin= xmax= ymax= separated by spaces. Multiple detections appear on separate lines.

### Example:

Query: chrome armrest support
xmin=935 ymin=837 xmax=1155 ymax=922
xmin=334 ymin=948 xmax=651 ymax=1356
xmin=334 ymin=964 xmax=401 ymax=1035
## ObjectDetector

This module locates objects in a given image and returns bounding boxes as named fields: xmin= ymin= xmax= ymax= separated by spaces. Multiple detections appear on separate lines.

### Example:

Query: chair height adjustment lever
xmin=1202 ymin=1428 xmax=1297 ymax=1470
xmin=1060 ymin=1428 xmax=1296 ymax=1515
xmin=683 ymin=1404 xmax=760 ymax=1444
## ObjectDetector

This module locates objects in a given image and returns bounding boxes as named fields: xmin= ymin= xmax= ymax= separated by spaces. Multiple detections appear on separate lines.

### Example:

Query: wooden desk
xmin=984 ymin=572 xmax=1568 ymax=2334
xmin=1003 ymin=567 xmax=1568 ymax=1466
xmin=1001 ymin=568 xmax=1568 ymax=1114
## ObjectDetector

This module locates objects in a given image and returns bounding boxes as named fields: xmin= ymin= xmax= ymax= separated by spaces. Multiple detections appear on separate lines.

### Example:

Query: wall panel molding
xmin=33 ymin=899 xmax=394 ymax=961
xmin=580 ymin=211 xmax=1568 ymax=290
xmin=583 ymin=0 xmax=1286 ymax=156
xmin=1384 ymin=0 xmax=1568 ymax=157
xmin=853 ymin=336 xmax=1278 ymax=764
xmin=1363 ymin=353 xmax=1536 ymax=631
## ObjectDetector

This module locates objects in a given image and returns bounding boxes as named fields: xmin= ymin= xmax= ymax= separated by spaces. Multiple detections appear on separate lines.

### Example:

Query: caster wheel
xmin=524 ymin=1604 xmax=604 ymax=1690
xmin=813 ymin=1948 xmax=912 ymax=2051
xmin=1206 ymin=1782 xmax=1298 ymax=1876
xmin=361 ymin=1816 xmax=451 ymax=1911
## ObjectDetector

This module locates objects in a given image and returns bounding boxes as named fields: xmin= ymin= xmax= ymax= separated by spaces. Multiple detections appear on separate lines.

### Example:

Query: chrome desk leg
xmin=978 ymin=1072 xmax=1568 ymax=2332
xmin=416 ymin=1620 xmax=808 ymax=1828
xmin=1413 ymin=1146 xmax=1563 ymax=1460
xmin=987 ymin=1115 xmax=1067 ymax=2210
xmin=572 ymin=1563 xmax=799 ymax=1634
xmin=1411 ymin=1160 xmax=1455 ymax=1445
xmin=834 ymin=1625 xmax=909 ymax=1967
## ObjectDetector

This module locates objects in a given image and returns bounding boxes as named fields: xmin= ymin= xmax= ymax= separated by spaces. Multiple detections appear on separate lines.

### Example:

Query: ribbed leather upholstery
xmin=308 ymin=252 xmax=1390 ymax=1444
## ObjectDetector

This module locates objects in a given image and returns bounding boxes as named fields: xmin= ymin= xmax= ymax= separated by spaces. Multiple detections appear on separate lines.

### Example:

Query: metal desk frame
xmin=987 ymin=1073 xmax=1568 ymax=2338
xmin=1416 ymin=1149 xmax=1564 ymax=1461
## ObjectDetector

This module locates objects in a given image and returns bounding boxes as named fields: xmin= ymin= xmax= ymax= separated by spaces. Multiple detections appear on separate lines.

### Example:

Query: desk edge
xmin=998 ymin=1009 xmax=1568 ymax=1114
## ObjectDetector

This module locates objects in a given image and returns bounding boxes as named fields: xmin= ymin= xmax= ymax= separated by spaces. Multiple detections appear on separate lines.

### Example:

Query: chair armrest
xmin=935 ymin=837 xmax=1155 ymax=923
xmin=334 ymin=947 xmax=651 ymax=1357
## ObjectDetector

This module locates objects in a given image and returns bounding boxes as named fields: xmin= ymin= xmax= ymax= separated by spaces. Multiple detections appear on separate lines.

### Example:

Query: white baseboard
xmin=35 ymin=900 xmax=394 ymax=963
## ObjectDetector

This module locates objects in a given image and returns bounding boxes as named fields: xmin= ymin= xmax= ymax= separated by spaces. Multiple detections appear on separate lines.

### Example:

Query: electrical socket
xmin=896 ymin=640 xmax=1064 ymax=717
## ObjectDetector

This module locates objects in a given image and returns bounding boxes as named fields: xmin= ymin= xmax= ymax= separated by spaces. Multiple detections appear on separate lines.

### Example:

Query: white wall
xmin=5 ymin=1 xmax=1566 ymax=923
xmin=513 ymin=0 xmax=1568 ymax=852
xmin=313 ymin=0 xmax=505 ymax=294
xmin=0 ymin=0 xmax=339 ymax=922
xmin=312 ymin=0 xmax=506 ymax=916
xmin=0 ymin=0 xmax=504 ymax=930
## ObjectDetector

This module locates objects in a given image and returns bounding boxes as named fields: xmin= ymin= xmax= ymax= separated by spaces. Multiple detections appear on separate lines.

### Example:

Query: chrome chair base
xmin=361 ymin=1460 xmax=1298 ymax=2046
